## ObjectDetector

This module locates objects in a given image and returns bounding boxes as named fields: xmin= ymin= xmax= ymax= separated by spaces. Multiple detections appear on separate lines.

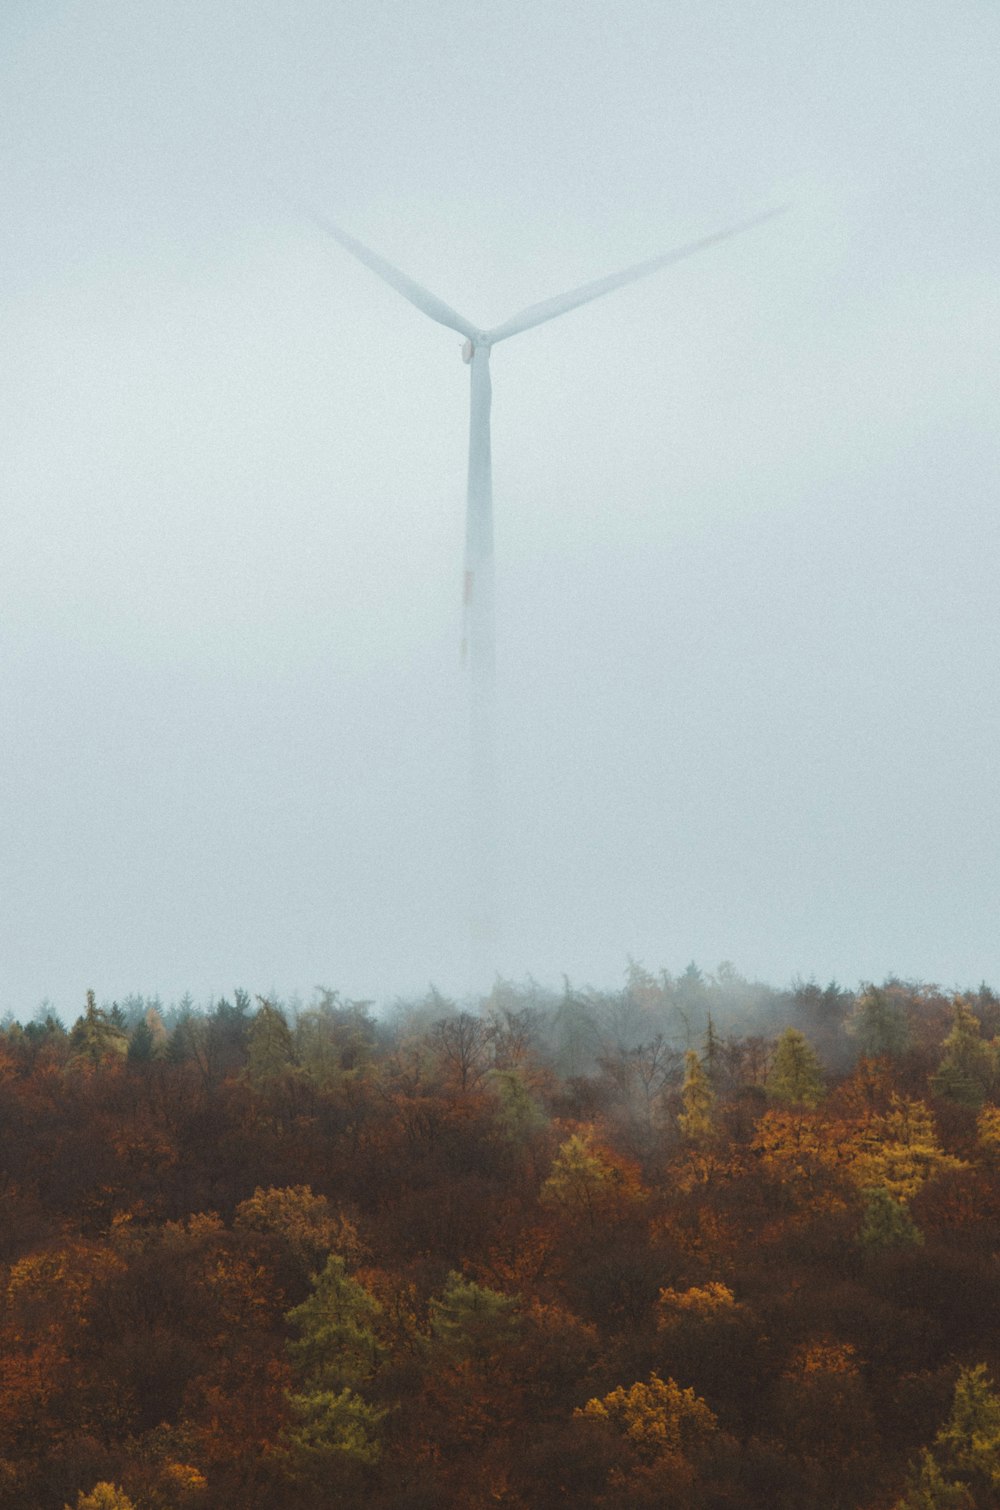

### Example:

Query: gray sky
xmin=2 ymin=0 xmax=998 ymax=1015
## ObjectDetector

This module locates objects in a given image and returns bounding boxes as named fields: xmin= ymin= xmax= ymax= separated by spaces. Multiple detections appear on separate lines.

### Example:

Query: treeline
xmin=3 ymin=966 xmax=1000 ymax=1507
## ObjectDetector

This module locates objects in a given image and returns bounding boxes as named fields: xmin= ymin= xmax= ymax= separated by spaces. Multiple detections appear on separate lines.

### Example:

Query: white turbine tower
xmin=299 ymin=202 xmax=785 ymax=980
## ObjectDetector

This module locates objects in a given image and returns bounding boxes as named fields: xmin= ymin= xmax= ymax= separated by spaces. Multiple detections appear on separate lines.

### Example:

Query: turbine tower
xmin=299 ymin=203 xmax=785 ymax=979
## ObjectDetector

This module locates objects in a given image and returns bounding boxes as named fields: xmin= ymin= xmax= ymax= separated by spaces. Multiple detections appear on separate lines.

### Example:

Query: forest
xmin=3 ymin=964 xmax=1000 ymax=1509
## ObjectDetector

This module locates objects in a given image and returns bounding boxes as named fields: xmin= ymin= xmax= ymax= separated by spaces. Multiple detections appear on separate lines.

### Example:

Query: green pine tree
xmin=247 ymin=998 xmax=296 ymax=1086
xmin=429 ymin=1272 xmax=521 ymax=1364
xmin=857 ymin=1185 xmax=924 ymax=1253
xmin=286 ymin=1254 xmax=383 ymax=1391
xmin=896 ymin=1364 xmax=1000 ymax=1507
xmin=848 ymin=986 xmax=910 ymax=1059
xmin=766 ymin=1027 xmax=824 ymax=1107
xmin=68 ymin=991 xmax=128 ymax=1066
xmin=281 ymin=1255 xmax=386 ymax=1488
xmin=283 ymin=1387 xmax=385 ymax=1475
xmin=932 ymin=1001 xmax=997 ymax=1107
xmin=126 ymin=1018 xmax=154 ymax=1064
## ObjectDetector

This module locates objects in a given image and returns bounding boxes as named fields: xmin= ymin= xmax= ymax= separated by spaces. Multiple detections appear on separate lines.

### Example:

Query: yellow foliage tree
xmin=849 ymin=1095 xmax=965 ymax=1203
xmin=160 ymin=1460 xmax=208 ymax=1497
xmin=753 ymin=1095 xmax=964 ymax=1212
xmin=751 ymin=1107 xmax=849 ymax=1209
xmin=575 ymin=1373 xmax=718 ymax=1464
xmin=6 ymin=1242 xmax=127 ymax=1344
xmin=785 ymin=1339 xmax=860 ymax=1378
xmin=66 ymin=1487 xmax=137 ymax=1510
xmin=977 ymin=1105 xmax=1000 ymax=1158
xmin=657 ymin=1282 xmax=743 ymax=1325
xmin=234 ymin=1185 xmax=362 ymax=1275
xmin=540 ymin=1127 xmax=644 ymax=1228
xmin=677 ymin=1050 xmax=715 ymax=1144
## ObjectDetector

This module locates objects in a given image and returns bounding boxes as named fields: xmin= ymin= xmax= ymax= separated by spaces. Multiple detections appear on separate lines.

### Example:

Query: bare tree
xmin=486 ymin=1004 xmax=540 ymax=1071
xmin=431 ymin=1011 xmax=491 ymax=1092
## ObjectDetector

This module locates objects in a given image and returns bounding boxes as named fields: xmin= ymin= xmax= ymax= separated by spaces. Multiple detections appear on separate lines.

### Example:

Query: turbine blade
xmin=485 ymin=205 xmax=789 ymax=345
xmin=292 ymin=201 xmax=481 ymax=342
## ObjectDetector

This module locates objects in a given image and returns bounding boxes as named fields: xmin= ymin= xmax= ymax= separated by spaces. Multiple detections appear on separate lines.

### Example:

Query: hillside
xmin=3 ymin=969 xmax=1000 ymax=1508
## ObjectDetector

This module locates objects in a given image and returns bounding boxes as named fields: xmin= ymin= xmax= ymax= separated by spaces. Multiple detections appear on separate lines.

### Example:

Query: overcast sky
xmin=2 ymin=0 xmax=998 ymax=1016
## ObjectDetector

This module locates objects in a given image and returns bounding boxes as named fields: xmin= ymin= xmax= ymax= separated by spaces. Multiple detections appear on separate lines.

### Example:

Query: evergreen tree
xmin=247 ymin=998 xmax=296 ymax=1085
xmin=126 ymin=1016 xmax=155 ymax=1065
xmin=932 ymin=1000 xmax=997 ymax=1107
xmin=286 ymin=1254 xmax=383 ymax=1391
xmin=551 ymin=979 xmax=600 ymax=1078
xmin=896 ymin=1364 xmax=1000 ymax=1507
xmin=295 ymin=992 xmax=376 ymax=1086
xmin=766 ymin=1027 xmax=824 ymax=1107
xmin=848 ymin=986 xmax=910 ymax=1059
xmin=203 ymin=992 xmax=250 ymax=1079
xmin=165 ymin=1014 xmax=193 ymax=1064
xmin=282 ymin=1255 xmax=386 ymax=1485
xmin=675 ymin=962 xmax=709 ymax=1043
xmin=489 ymin=1068 xmax=546 ymax=1145
xmin=283 ymin=1387 xmax=385 ymax=1476
xmin=68 ymin=990 xmax=128 ymax=1065
xmin=678 ymin=1049 xmax=715 ymax=1143
xmin=702 ymin=1012 xmax=723 ymax=1086
xmin=21 ymin=1011 xmax=66 ymax=1062
xmin=429 ymin=1272 xmax=521 ymax=1364
xmin=857 ymin=1185 xmax=923 ymax=1253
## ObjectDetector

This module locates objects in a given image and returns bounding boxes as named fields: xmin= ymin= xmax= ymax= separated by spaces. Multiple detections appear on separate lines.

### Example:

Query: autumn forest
xmin=4 ymin=966 xmax=1000 ymax=1509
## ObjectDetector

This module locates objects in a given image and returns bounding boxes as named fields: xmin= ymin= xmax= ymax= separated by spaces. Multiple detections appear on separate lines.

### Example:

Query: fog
xmin=2 ymin=0 xmax=998 ymax=1015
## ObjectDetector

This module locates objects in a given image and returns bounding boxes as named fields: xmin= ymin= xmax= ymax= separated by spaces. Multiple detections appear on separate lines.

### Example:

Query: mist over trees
xmin=3 ymin=962 xmax=1000 ymax=1506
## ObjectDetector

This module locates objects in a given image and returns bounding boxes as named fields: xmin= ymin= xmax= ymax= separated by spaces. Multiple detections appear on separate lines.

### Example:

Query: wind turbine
xmin=296 ymin=201 xmax=785 ymax=977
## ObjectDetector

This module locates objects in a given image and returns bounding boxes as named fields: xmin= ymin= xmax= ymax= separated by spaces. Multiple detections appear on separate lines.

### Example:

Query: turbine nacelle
xmin=462 ymin=337 xmax=491 ymax=363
